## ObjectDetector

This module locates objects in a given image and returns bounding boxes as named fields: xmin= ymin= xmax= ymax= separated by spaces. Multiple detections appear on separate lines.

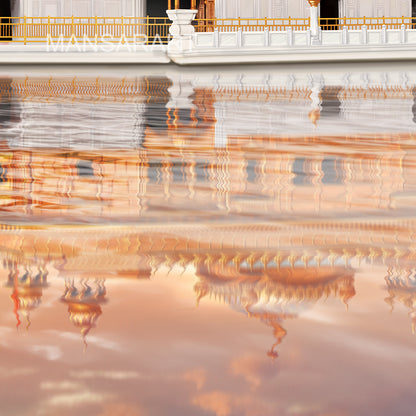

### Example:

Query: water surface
xmin=0 ymin=64 xmax=415 ymax=416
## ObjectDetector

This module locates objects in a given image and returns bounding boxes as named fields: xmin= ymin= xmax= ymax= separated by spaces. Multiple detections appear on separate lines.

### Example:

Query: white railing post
xmin=342 ymin=26 xmax=348 ymax=44
xmin=287 ymin=27 xmax=293 ymax=46
xmin=307 ymin=0 xmax=321 ymax=45
xmin=401 ymin=24 xmax=406 ymax=43
xmin=214 ymin=28 xmax=219 ymax=48
xmin=381 ymin=24 xmax=387 ymax=44
xmin=361 ymin=25 xmax=367 ymax=44
xmin=237 ymin=27 xmax=242 ymax=48
xmin=264 ymin=27 xmax=270 ymax=47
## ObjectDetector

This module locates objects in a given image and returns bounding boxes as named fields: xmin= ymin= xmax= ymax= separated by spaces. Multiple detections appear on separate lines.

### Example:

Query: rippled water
xmin=0 ymin=65 xmax=415 ymax=416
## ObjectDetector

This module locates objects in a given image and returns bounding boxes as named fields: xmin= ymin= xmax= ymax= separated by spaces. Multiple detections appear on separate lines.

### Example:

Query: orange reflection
xmin=0 ymin=75 xmax=414 ymax=360
xmin=5 ymin=261 xmax=48 ymax=330
xmin=194 ymin=258 xmax=355 ymax=359
xmin=385 ymin=267 xmax=416 ymax=334
xmin=61 ymin=278 xmax=107 ymax=349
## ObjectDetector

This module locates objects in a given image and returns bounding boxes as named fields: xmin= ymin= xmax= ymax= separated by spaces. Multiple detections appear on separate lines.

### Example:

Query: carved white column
xmin=308 ymin=0 xmax=321 ymax=45
xmin=167 ymin=9 xmax=197 ymax=52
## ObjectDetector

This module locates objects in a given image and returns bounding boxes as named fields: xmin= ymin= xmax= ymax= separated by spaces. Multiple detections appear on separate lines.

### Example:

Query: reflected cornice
xmin=385 ymin=267 xmax=416 ymax=334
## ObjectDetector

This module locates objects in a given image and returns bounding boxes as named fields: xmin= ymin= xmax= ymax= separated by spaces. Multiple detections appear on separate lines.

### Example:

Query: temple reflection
xmin=385 ymin=267 xmax=416 ymax=334
xmin=0 ymin=75 xmax=414 ymax=225
xmin=5 ymin=260 xmax=48 ymax=330
xmin=1 ymin=222 xmax=415 ymax=352
xmin=0 ymin=72 xmax=415 ymax=357
xmin=194 ymin=256 xmax=355 ymax=359
xmin=61 ymin=278 xmax=106 ymax=349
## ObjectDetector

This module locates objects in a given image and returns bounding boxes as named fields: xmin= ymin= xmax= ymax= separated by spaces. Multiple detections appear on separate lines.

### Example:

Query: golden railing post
xmin=121 ymin=16 xmax=124 ymax=43
xmin=48 ymin=15 xmax=50 ymax=44
xmin=24 ymin=16 xmax=27 ymax=45
xmin=71 ymin=15 xmax=75 ymax=44
xmin=191 ymin=0 xmax=196 ymax=9
xmin=146 ymin=15 xmax=149 ymax=45
xmin=95 ymin=15 xmax=98 ymax=44
xmin=175 ymin=0 xmax=180 ymax=9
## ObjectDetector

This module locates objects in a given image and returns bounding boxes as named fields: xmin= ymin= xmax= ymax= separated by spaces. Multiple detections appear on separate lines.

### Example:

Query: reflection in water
xmin=0 ymin=68 xmax=415 ymax=415
xmin=413 ymin=87 xmax=416 ymax=124
xmin=5 ymin=260 xmax=48 ymax=330
xmin=385 ymin=268 xmax=416 ymax=334
xmin=194 ymin=260 xmax=355 ymax=359
xmin=61 ymin=278 xmax=106 ymax=349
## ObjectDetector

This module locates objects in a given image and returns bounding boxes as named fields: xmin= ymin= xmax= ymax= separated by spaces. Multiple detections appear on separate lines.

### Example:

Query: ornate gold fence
xmin=1 ymin=15 xmax=415 ymax=44
xmin=319 ymin=16 xmax=416 ymax=31
xmin=0 ymin=16 xmax=171 ymax=44
xmin=194 ymin=17 xmax=310 ymax=33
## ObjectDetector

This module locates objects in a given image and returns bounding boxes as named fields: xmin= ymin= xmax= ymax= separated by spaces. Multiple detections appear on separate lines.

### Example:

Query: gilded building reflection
xmin=1 ymin=222 xmax=415 ymax=351
xmin=0 ymin=73 xmax=415 ymax=356
xmin=194 ymin=256 xmax=355 ymax=359
xmin=385 ymin=268 xmax=416 ymax=334
xmin=61 ymin=278 xmax=107 ymax=348
xmin=5 ymin=260 xmax=48 ymax=330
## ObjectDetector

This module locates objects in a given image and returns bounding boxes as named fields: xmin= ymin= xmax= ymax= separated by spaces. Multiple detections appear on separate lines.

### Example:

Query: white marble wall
xmin=17 ymin=0 xmax=142 ymax=16
xmin=346 ymin=0 xmax=411 ymax=18
xmin=11 ymin=0 xmax=415 ymax=20
xmin=215 ymin=0 xmax=413 ymax=19
xmin=216 ymin=0 xmax=309 ymax=19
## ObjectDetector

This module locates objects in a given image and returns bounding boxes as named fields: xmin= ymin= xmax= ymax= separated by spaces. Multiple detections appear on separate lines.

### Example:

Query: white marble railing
xmin=166 ymin=10 xmax=416 ymax=52
xmin=191 ymin=25 xmax=416 ymax=49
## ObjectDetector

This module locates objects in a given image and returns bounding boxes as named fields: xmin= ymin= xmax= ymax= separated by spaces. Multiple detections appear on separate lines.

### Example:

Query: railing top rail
xmin=0 ymin=16 xmax=171 ymax=18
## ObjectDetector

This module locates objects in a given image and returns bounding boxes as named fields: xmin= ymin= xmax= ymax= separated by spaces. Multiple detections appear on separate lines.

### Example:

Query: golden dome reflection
xmin=5 ymin=262 xmax=48 ymax=330
xmin=385 ymin=268 xmax=416 ymax=335
xmin=61 ymin=278 xmax=107 ymax=349
xmin=194 ymin=259 xmax=356 ymax=359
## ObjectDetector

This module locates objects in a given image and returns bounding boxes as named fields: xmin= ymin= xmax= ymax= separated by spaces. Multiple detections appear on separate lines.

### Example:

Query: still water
xmin=0 ymin=64 xmax=415 ymax=416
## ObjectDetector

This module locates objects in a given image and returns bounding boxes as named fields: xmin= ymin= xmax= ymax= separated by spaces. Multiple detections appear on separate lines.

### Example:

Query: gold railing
xmin=194 ymin=17 xmax=310 ymax=32
xmin=0 ymin=16 xmax=171 ymax=44
xmin=1 ymin=15 xmax=416 ymax=44
xmin=319 ymin=16 xmax=416 ymax=31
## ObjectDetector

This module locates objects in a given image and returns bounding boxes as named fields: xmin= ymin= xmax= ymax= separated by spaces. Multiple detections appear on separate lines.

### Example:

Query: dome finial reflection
xmin=194 ymin=254 xmax=356 ymax=360
xmin=6 ymin=262 xmax=48 ymax=331
xmin=309 ymin=108 xmax=321 ymax=127
xmin=384 ymin=268 xmax=416 ymax=334
xmin=61 ymin=278 xmax=106 ymax=350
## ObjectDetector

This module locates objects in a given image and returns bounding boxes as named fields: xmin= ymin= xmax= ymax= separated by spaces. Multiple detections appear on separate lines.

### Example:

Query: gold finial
xmin=307 ymin=0 xmax=321 ymax=6
xmin=309 ymin=108 xmax=320 ymax=127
